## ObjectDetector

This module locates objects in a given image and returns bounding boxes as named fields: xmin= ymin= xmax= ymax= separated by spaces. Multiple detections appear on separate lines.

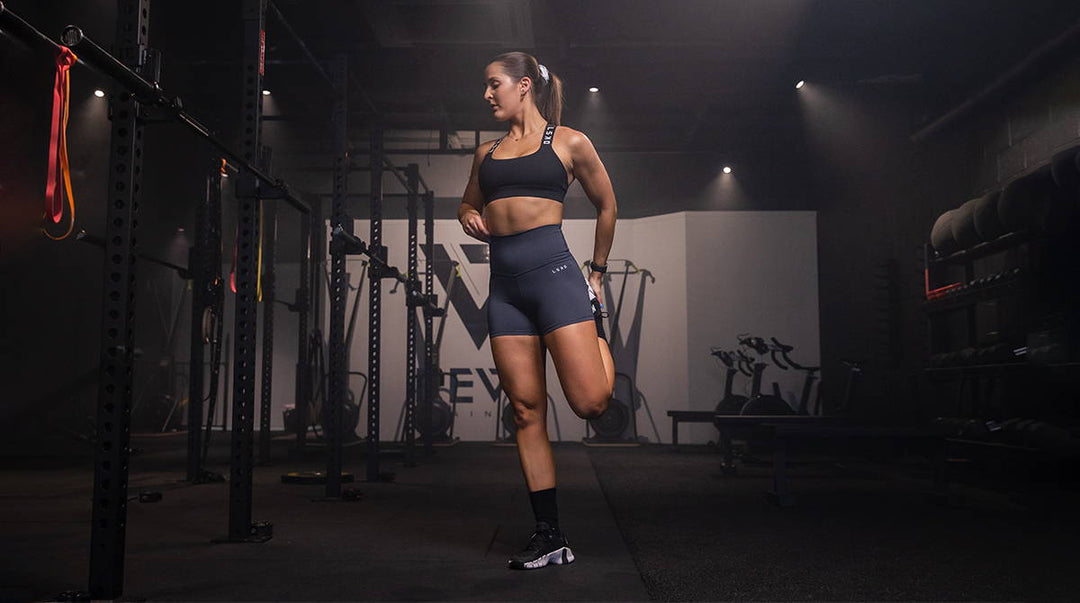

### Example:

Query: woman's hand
xmin=460 ymin=209 xmax=491 ymax=242
xmin=588 ymin=271 xmax=605 ymax=307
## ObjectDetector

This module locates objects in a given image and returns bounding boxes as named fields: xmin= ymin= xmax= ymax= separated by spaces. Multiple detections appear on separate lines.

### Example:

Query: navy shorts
xmin=488 ymin=224 xmax=594 ymax=338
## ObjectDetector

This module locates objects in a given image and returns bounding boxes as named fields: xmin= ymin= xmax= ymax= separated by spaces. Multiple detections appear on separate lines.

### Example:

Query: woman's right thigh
xmin=491 ymin=335 xmax=548 ymax=424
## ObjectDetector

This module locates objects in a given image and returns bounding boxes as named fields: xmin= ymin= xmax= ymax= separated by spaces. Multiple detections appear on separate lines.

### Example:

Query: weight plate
xmin=590 ymin=398 xmax=630 ymax=439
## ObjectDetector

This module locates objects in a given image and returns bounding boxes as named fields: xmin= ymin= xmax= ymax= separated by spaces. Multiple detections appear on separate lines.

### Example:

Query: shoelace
xmin=524 ymin=530 xmax=556 ymax=552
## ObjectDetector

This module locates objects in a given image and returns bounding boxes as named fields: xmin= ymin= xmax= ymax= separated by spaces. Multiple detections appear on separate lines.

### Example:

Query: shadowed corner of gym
xmin=797 ymin=78 xmax=917 ymax=204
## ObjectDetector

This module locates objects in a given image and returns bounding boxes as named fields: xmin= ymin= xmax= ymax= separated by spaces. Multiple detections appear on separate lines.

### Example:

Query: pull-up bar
xmin=0 ymin=4 xmax=311 ymax=215
xmin=56 ymin=25 xmax=310 ymax=214
xmin=0 ymin=2 xmax=83 ymax=61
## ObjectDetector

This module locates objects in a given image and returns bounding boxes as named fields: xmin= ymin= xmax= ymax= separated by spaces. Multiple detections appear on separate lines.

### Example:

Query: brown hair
xmin=491 ymin=51 xmax=564 ymax=125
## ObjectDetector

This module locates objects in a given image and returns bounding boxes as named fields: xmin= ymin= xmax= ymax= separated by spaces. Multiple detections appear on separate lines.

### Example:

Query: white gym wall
xmin=225 ymin=211 xmax=818 ymax=445
xmin=683 ymin=211 xmax=821 ymax=444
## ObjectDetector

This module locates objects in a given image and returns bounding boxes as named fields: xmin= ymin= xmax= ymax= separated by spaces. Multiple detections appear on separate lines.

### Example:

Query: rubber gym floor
xmin=2 ymin=432 xmax=1078 ymax=602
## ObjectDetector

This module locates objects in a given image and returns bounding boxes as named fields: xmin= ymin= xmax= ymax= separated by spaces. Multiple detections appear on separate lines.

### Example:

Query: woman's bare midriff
xmin=484 ymin=196 xmax=564 ymax=236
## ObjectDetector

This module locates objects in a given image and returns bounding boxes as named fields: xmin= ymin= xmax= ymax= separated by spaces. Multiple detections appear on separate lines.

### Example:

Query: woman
xmin=457 ymin=52 xmax=617 ymax=570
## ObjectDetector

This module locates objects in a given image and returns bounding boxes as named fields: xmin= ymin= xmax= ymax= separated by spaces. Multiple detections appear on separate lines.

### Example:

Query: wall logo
xmin=425 ymin=243 xmax=490 ymax=349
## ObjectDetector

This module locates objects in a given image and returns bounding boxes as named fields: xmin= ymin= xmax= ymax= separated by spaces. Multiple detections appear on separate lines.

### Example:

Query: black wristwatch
xmin=588 ymin=261 xmax=607 ymax=274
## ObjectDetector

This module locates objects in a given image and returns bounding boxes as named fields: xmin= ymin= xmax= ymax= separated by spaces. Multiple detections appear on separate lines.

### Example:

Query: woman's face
xmin=483 ymin=62 xmax=525 ymax=122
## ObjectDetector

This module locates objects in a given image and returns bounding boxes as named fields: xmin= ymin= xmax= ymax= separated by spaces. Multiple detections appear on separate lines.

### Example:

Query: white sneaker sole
xmin=510 ymin=546 xmax=576 ymax=570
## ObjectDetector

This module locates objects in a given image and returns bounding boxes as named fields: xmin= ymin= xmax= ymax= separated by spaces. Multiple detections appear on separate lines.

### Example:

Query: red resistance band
xmin=46 ymin=47 xmax=78 ymax=226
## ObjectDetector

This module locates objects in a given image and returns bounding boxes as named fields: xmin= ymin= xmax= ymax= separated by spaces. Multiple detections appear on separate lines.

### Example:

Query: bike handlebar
xmin=734 ymin=349 xmax=754 ymax=377
xmin=770 ymin=336 xmax=799 ymax=370
xmin=719 ymin=335 xmax=823 ymax=376
xmin=737 ymin=333 xmax=769 ymax=355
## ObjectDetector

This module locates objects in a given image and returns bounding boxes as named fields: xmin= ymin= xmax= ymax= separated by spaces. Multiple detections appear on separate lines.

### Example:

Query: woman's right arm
xmin=458 ymin=143 xmax=492 ymax=242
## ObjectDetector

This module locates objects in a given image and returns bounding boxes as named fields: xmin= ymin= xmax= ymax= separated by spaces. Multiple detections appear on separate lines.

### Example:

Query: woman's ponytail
xmin=539 ymin=70 xmax=563 ymax=126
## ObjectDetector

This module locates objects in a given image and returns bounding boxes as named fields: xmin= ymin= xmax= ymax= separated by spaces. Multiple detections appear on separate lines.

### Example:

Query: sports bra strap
xmin=542 ymin=123 xmax=556 ymax=145
xmin=487 ymin=124 xmax=554 ymax=156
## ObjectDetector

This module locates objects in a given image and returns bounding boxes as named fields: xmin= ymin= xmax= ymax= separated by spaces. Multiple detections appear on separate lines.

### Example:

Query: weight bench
xmin=760 ymin=423 xmax=944 ymax=506
xmin=712 ymin=415 xmax=848 ymax=474
xmin=666 ymin=410 xmax=717 ymax=447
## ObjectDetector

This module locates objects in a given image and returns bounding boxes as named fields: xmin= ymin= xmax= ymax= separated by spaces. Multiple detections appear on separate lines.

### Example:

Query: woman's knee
xmin=512 ymin=398 xmax=546 ymax=430
xmin=569 ymin=389 xmax=611 ymax=420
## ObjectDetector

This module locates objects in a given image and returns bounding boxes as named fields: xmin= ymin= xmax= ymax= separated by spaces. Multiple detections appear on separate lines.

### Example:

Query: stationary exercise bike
xmin=768 ymin=337 xmax=821 ymax=416
xmin=712 ymin=348 xmax=749 ymax=415
xmin=736 ymin=335 xmax=794 ymax=415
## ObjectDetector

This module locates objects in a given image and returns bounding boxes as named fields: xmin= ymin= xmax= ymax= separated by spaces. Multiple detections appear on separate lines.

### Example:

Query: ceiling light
xmin=795 ymin=80 xmax=805 ymax=89
xmin=93 ymin=89 xmax=105 ymax=98
xmin=262 ymin=89 xmax=271 ymax=96
xmin=722 ymin=166 xmax=732 ymax=174
xmin=588 ymin=87 xmax=599 ymax=93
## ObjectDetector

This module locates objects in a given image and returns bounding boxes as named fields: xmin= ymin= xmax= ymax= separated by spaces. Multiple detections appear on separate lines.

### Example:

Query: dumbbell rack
xmin=922 ymin=229 xmax=1080 ymax=422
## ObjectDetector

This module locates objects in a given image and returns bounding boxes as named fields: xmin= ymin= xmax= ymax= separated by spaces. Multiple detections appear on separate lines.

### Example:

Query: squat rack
xmin=0 ymin=1 xmax=323 ymax=598
xmin=327 ymin=150 xmax=445 ymax=489
xmin=1 ymin=0 xmax=451 ymax=597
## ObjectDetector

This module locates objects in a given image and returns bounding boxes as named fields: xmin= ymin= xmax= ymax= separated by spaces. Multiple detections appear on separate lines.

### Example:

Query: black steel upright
xmin=88 ymin=0 xmax=148 ymax=598
xmin=311 ymin=198 xmax=325 ymax=338
xmin=367 ymin=129 xmax=385 ymax=482
xmin=258 ymin=199 xmax=277 ymax=464
xmin=325 ymin=55 xmax=349 ymax=497
xmin=403 ymin=164 xmax=420 ymax=465
xmin=188 ymin=164 xmax=224 ymax=482
xmin=294 ymin=208 xmax=311 ymax=448
xmin=309 ymin=196 xmax=325 ymax=444
xmin=225 ymin=0 xmax=267 ymax=542
xmin=422 ymin=190 xmax=437 ymax=455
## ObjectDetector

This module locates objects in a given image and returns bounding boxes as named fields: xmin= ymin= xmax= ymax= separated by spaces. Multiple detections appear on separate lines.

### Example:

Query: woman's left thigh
xmin=543 ymin=320 xmax=609 ymax=418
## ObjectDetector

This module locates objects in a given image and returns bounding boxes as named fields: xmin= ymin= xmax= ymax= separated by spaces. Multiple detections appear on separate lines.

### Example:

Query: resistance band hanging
xmin=228 ymin=202 xmax=265 ymax=300
xmin=229 ymin=232 xmax=238 ymax=294
xmin=44 ymin=47 xmax=79 ymax=240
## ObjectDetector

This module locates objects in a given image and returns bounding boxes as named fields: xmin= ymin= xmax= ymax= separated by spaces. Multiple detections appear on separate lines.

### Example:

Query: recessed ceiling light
xmin=722 ymin=166 xmax=732 ymax=174
xmin=795 ymin=80 xmax=805 ymax=89
xmin=93 ymin=89 xmax=105 ymax=98
xmin=588 ymin=87 xmax=599 ymax=93
xmin=262 ymin=89 xmax=271 ymax=96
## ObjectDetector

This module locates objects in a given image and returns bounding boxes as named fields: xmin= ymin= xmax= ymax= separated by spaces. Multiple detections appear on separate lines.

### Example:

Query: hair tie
xmin=538 ymin=64 xmax=550 ymax=84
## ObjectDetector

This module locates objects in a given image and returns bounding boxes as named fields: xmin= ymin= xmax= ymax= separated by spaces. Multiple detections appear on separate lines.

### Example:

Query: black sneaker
xmin=507 ymin=523 xmax=575 ymax=570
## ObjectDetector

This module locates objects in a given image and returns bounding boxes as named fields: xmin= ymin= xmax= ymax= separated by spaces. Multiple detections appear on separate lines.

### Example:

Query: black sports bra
xmin=478 ymin=124 xmax=569 ymax=204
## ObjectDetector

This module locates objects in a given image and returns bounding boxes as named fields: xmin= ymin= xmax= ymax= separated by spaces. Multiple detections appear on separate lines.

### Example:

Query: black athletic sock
xmin=529 ymin=487 xmax=559 ymax=532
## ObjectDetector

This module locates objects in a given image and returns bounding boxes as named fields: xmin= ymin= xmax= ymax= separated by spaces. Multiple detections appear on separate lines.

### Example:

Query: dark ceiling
xmin=253 ymin=0 xmax=1080 ymax=150
xmin=6 ymin=0 xmax=1080 ymax=153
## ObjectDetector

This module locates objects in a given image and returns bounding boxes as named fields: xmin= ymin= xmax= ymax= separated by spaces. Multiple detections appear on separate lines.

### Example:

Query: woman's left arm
xmin=566 ymin=129 xmax=617 ymax=297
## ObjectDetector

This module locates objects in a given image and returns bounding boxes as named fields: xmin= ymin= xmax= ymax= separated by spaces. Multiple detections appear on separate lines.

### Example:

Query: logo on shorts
xmin=551 ymin=264 xmax=568 ymax=274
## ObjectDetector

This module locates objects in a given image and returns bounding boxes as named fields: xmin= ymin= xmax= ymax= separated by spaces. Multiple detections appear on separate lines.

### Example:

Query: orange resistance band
xmin=44 ymin=48 xmax=79 ymax=240
xmin=229 ymin=230 xmax=238 ymax=294
xmin=228 ymin=201 xmax=265 ymax=301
